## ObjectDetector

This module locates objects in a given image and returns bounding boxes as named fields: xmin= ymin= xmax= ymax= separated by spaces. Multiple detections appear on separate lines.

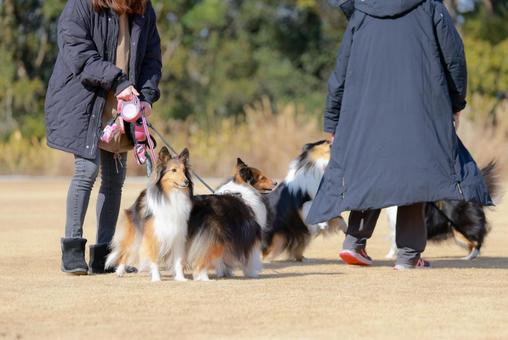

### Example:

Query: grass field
xmin=0 ymin=178 xmax=507 ymax=339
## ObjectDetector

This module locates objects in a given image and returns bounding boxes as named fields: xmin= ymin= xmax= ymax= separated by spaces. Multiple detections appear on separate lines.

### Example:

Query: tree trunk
xmin=482 ymin=0 xmax=494 ymax=14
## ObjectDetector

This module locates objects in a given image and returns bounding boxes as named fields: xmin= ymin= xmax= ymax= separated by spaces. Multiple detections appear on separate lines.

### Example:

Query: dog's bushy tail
xmin=186 ymin=229 xmax=219 ymax=270
xmin=481 ymin=161 xmax=501 ymax=204
xmin=105 ymin=210 xmax=138 ymax=269
xmin=105 ymin=225 xmax=124 ymax=270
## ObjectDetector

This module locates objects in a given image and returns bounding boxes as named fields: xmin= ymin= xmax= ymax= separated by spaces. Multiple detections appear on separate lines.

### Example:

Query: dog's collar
xmin=219 ymin=190 xmax=242 ymax=198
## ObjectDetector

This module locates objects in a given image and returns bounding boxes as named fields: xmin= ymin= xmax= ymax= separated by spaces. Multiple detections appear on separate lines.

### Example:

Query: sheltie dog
xmin=186 ymin=158 xmax=277 ymax=280
xmin=105 ymin=147 xmax=193 ymax=282
xmin=262 ymin=140 xmax=347 ymax=261
xmin=385 ymin=161 xmax=499 ymax=260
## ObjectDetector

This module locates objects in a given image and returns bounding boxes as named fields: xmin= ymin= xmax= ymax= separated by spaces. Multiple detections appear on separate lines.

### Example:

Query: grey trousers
xmin=65 ymin=150 xmax=127 ymax=245
xmin=343 ymin=203 xmax=426 ymax=265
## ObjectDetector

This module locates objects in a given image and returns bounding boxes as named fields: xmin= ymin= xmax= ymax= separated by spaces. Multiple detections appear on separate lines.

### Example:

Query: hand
xmin=116 ymin=85 xmax=139 ymax=101
xmin=453 ymin=111 xmax=462 ymax=130
xmin=141 ymin=101 xmax=152 ymax=117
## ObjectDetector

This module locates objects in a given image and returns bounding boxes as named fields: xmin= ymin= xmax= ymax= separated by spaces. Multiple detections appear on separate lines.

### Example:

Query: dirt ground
xmin=0 ymin=178 xmax=507 ymax=340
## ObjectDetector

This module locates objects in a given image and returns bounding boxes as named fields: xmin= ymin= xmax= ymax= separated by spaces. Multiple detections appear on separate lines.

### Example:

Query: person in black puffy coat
xmin=45 ymin=0 xmax=161 ymax=275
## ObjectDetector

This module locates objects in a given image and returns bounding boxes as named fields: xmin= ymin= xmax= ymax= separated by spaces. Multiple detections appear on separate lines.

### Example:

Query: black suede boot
xmin=61 ymin=238 xmax=88 ymax=275
xmin=89 ymin=243 xmax=115 ymax=274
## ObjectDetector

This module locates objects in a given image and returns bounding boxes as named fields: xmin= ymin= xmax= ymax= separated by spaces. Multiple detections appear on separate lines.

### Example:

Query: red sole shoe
xmin=339 ymin=249 xmax=372 ymax=266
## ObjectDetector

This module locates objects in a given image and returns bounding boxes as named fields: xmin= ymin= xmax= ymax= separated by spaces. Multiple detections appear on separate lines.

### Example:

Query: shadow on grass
xmin=264 ymin=258 xmax=340 ymax=271
xmin=108 ymin=267 xmax=342 ymax=282
xmin=228 ymin=271 xmax=343 ymax=280
xmin=264 ymin=256 xmax=508 ymax=270
xmin=370 ymin=256 xmax=508 ymax=269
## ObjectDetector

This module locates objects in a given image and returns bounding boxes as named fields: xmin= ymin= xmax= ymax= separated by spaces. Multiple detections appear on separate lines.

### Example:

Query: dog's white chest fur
xmin=216 ymin=181 xmax=267 ymax=229
xmin=147 ymin=190 xmax=192 ymax=257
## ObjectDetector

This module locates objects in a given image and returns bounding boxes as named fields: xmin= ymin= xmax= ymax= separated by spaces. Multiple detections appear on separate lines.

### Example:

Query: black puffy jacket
xmin=45 ymin=0 xmax=161 ymax=159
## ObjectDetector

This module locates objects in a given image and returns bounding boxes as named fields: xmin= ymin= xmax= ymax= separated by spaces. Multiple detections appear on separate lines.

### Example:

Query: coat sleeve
xmin=137 ymin=3 xmax=162 ymax=105
xmin=324 ymin=22 xmax=353 ymax=134
xmin=433 ymin=2 xmax=467 ymax=113
xmin=58 ymin=0 xmax=132 ymax=94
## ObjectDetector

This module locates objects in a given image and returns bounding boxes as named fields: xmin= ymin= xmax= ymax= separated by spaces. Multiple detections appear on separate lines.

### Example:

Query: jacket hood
xmin=355 ymin=0 xmax=425 ymax=17
xmin=337 ymin=0 xmax=355 ymax=19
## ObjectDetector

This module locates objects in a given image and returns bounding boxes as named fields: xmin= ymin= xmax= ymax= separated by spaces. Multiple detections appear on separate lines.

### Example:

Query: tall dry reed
xmin=1 ymin=98 xmax=506 ymax=179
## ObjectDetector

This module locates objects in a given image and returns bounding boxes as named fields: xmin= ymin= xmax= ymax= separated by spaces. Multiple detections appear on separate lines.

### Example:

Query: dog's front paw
xmin=174 ymin=276 xmax=188 ymax=282
xmin=194 ymin=276 xmax=210 ymax=282
xmin=116 ymin=264 xmax=126 ymax=277
xmin=463 ymin=248 xmax=480 ymax=260
xmin=151 ymin=271 xmax=162 ymax=282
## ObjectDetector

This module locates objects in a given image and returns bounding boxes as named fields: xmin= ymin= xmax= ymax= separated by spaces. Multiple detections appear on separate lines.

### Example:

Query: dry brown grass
xmin=0 ymin=179 xmax=507 ymax=339
xmin=146 ymin=98 xmax=324 ymax=178
xmin=1 ymin=98 xmax=507 ymax=179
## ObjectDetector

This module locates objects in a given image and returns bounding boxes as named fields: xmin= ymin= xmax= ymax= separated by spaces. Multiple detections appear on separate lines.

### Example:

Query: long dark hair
xmin=92 ymin=0 xmax=147 ymax=15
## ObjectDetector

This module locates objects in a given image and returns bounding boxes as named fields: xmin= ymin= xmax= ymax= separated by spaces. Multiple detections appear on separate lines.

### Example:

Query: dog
xmin=186 ymin=158 xmax=277 ymax=280
xmin=262 ymin=140 xmax=347 ymax=261
xmin=385 ymin=161 xmax=499 ymax=260
xmin=105 ymin=147 xmax=193 ymax=282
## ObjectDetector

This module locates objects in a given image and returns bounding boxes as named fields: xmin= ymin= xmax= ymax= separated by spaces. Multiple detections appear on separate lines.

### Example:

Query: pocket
xmin=322 ymin=167 xmax=345 ymax=199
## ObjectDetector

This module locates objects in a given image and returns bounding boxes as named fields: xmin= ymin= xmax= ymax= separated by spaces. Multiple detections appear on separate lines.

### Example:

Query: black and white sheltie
xmin=105 ymin=147 xmax=193 ymax=282
xmin=385 ymin=161 xmax=500 ymax=260
xmin=262 ymin=140 xmax=347 ymax=261
xmin=186 ymin=158 xmax=277 ymax=280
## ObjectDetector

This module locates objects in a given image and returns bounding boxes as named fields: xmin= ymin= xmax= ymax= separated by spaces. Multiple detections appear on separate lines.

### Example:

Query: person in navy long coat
xmin=306 ymin=0 xmax=492 ymax=269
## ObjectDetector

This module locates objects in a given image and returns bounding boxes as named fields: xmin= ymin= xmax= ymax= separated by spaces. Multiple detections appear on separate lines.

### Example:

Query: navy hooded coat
xmin=44 ymin=0 xmax=161 ymax=159
xmin=306 ymin=0 xmax=493 ymax=225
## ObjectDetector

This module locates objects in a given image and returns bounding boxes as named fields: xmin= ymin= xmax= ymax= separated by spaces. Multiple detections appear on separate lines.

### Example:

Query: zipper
xmin=457 ymin=182 xmax=464 ymax=198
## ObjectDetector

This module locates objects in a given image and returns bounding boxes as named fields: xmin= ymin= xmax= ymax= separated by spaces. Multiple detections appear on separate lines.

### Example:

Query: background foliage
xmin=0 ymin=0 xmax=507 ymax=175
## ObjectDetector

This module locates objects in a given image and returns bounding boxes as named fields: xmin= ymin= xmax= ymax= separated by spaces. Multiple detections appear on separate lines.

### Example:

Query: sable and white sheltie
xmin=186 ymin=158 xmax=277 ymax=281
xmin=262 ymin=140 xmax=347 ymax=261
xmin=105 ymin=147 xmax=193 ymax=282
xmin=385 ymin=161 xmax=500 ymax=260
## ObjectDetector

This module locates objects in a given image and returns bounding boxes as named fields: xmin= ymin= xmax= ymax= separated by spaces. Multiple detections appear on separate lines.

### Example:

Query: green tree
xmin=0 ymin=0 xmax=506 ymax=138
xmin=0 ymin=0 xmax=65 ymax=138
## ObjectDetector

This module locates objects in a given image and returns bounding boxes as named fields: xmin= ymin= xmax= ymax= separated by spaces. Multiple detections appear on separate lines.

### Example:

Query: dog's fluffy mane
xmin=215 ymin=180 xmax=267 ymax=229
xmin=285 ymin=140 xmax=329 ymax=199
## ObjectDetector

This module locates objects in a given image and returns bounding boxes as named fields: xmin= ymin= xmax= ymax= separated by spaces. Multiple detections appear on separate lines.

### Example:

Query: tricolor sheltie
xmin=385 ymin=161 xmax=499 ymax=260
xmin=105 ymin=147 xmax=193 ymax=282
xmin=262 ymin=140 xmax=347 ymax=261
xmin=186 ymin=158 xmax=277 ymax=280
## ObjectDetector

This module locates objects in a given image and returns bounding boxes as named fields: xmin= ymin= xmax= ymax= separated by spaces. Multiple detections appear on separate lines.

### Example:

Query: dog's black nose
xmin=273 ymin=181 xmax=278 ymax=187
xmin=183 ymin=179 xmax=189 ymax=186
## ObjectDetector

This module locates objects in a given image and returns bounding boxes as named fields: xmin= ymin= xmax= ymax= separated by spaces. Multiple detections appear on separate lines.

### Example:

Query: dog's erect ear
xmin=178 ymin=148 xmax=190 ymax=164
xmin=158 ymin=146 xmax=172 ymax=164
xmin=239 ymin=167 xmax=255 ymax=185
xmin=236 ymin=158 xmax=248 ymax=169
